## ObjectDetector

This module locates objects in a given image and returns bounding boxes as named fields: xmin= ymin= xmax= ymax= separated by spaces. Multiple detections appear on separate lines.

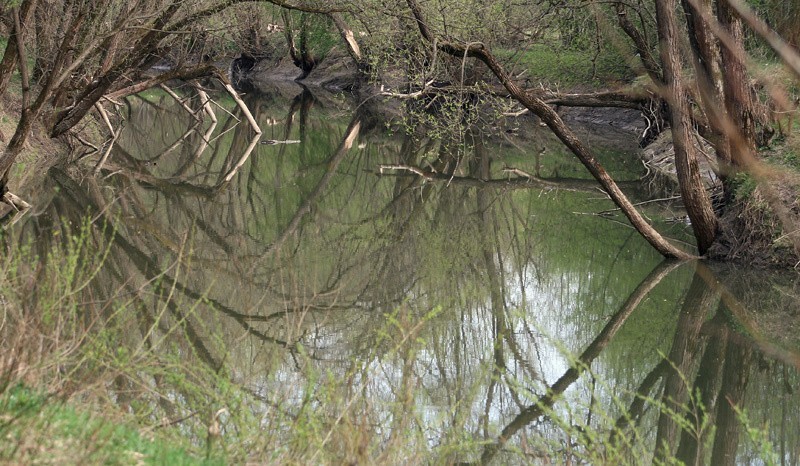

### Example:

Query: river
xmin=11 ymin=83 xmax=800 ymax=464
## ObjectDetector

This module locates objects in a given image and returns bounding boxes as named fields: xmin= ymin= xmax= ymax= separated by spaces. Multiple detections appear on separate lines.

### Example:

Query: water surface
xmin=14 ymin=85 xmax=800 ymax=464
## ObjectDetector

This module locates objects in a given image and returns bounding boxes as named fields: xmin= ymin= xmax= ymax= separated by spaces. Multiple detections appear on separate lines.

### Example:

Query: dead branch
xmin=379 ymin=80 xmax=436 ymax=99
xmin=160 ymin=122 xmax=203 ymax=160
xmin=261 ymin=139 xmax=301 ymax=145
xmin=377 ymin=165 xmax=615 ymax=193
xmin=217 ymin=134 xmax=261 ymax=187
xmin=1 ymin=191 xmax=31 ymax=228
xmin=159 ymin=83 xmax=201 ymax=121
xmin=209 ymin=99 xmax=241 ymax=122
xmin=542 ymin=89 xmax=652 ymax=109
xmin=192 ymin=83 xmax=217 ymax=124
xmin=93 ymin=103 xmax=121 ymax=175
xmin=378 ymin=164 xmax=435 ymax=180
xmin=502 ymin=107 xmax=529 ymax=117
xmin=215 ymin=71 xmax=261 ymax=135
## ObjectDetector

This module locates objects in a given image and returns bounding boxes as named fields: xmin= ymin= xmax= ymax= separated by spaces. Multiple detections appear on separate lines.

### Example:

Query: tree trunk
xmin=330 ymin=13 xmax=369 ymax=75
xmin=656 ymin=0 xmax=718 ymax=254
xmin=0 ymin=4 xmax=39 ymax=192
xmin=613 ymin=2 xmax=663 ymax=84
xmin=710 ymin=340 xmax=752 ymax=466
xmin=653 ymin=270 xmax=718 ymax=462
xmin=675 ymin=308 xmax=729 ymax=466
xmin=718 ymin=0 xmax=759 ymax=167
xmin=281 ymin=10 xmax=316 ymax=80
xmin=681 ymin=0 xmax=733 ymax=176
xmin=0 ymin=0 xmax=37 ymax=98
xmin=405 ymin=0 xmax=694 ymax=259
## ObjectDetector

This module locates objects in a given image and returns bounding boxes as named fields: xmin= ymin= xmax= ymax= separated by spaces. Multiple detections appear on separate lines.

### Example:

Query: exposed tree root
xmin=708 ymin=182 xmax=800 ymax=267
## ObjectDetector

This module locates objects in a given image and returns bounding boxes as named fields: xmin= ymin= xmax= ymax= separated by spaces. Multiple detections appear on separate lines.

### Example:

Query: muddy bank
xmin=247 ymin=47 xmax=362 ymax=93
xmin=244 ymin=50 xmax=654 ymax=154
xmin=639 ymin=130 xmax=721 ymax=196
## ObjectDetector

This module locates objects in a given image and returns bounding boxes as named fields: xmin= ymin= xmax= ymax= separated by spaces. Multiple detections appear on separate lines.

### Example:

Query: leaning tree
xmin=387 ymin=0 xmax=800 ymax=263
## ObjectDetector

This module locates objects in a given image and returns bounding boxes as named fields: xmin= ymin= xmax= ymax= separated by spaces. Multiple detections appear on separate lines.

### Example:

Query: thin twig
xmin=93 ymin=103 xmax=120 ymax=174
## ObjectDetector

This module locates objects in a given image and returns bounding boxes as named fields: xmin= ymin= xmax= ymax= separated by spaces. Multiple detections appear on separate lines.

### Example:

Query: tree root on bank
xmin=708 ymin=182 xmax=800 ymax=267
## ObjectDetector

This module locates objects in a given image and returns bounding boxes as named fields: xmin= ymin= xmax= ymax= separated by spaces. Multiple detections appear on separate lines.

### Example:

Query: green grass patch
xmin=732 ymin=171 xmax=759 ymax=200
xmin=498 ymin=42 xmax=635 ymax=88
xmin=0 ymin=386 xmax=218 ymax=465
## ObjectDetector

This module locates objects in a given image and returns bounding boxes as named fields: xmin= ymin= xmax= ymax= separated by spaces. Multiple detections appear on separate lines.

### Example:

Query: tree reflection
xmin=5 ymin=87 xmax=799 ymax=464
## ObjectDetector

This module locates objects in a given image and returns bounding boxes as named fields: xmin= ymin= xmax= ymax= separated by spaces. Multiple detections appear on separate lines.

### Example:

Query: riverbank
xmin=0 ymin=59 xmax=795 ymax=465
xmin=0 ymin=86 xmax=67 ymax=220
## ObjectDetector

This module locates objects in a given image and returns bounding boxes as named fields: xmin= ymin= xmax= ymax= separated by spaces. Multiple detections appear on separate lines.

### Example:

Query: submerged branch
xmin=376 ymin=164 xmax=626 ymax=193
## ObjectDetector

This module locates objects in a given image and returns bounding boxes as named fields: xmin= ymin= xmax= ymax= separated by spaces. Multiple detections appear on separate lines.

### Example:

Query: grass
xmin=0 ymin=220 xmax=215 ymax=464
xmin=0 ymin=386 xmax=217 ymax=465
xmin=497 ymin=41 xmax=635 ymax=89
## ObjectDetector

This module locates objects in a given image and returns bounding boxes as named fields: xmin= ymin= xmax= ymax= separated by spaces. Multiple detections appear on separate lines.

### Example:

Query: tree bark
xmin=0 ymin=0 xmax=37 ymax=98
xmin=613 ymin=2 xmax=663 ymax=84
xmin=675 ymin=308 xmax=729 ymax=466
xmin=710 ymin=340 xmax=752 ymax=466
xmin=656 ymin=0 xmax=718 ymax=254
xmin=681 ymin=0 xmax=733 ymax=176
xmin=653 ymin=270 xmax=718 ymax=462
xmin=718 ymin=0 xmax=758 ymax=166
xmin=329 ymin=13 xmax=363 ymax=65
xmin=0 ymin=4 xmax=39 ymax=192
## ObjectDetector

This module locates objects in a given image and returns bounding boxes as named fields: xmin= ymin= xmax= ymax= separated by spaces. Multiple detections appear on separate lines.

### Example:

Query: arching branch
xmin=403 ymin=0 xmax=696 ymax=260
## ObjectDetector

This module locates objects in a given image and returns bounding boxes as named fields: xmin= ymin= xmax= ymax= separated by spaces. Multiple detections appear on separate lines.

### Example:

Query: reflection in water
xmin=5 ymin=86 xmax=800 ymax=464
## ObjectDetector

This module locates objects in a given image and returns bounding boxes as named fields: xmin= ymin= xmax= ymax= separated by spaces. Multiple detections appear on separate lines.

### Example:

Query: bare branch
xmin=403 ymin=0 xmax=695 ymax=260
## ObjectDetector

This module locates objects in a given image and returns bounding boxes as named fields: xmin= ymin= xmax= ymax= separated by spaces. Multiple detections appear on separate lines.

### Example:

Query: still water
xmin=16 ymin=84 xmax=800 ymax=464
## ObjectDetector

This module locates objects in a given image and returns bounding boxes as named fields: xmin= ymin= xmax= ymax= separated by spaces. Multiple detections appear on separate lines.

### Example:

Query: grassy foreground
xmin=1 ymin=386 xmax=217 ymax=465
xmin=0 ymin=223 xmax=783 ymax=465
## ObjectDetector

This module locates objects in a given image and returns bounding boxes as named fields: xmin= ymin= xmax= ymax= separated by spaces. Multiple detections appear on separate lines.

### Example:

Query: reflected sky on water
xmin=12 ymin=84 xmax=800 ymax=464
